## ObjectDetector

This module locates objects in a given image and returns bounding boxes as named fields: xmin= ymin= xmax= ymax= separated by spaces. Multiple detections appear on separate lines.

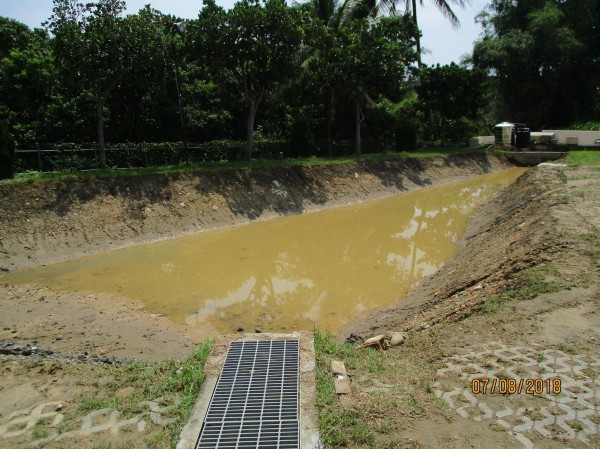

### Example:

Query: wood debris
xmin=361 ymin=334 xmax=386 ymax=351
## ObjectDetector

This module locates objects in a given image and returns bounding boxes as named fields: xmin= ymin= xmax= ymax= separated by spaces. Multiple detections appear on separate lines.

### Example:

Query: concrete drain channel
xmin=177 ymin=332 xmax=319 ymax=449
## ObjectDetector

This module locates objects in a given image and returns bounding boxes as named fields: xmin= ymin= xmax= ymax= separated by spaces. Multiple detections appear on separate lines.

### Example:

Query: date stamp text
xmin=470 ymin=377 xmax=561 ymax=395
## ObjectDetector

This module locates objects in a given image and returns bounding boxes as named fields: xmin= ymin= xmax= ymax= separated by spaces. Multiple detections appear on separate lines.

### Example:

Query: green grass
xmin=3 ymin=147 xmax=501 ymax=186
xmin=32 ymin=340 xmax=214 ymax=448
xmin=564 ymin=150 xmax=600 ymax=166
xmin=32 ymin=428 xmax=49 ymax=439
xmin=315 ymin=331 xmax=388 ymax=447
xmin=581 ymin=232 xmax=600 ymax=267
xmin=314 ymin=329 xmax=451 ymax=448
xmin=482 ymin=264 xmax=560 ymax=313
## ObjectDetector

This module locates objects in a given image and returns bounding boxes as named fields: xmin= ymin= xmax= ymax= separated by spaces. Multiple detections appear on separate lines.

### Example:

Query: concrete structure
xmin=468 ymin=136 xmax=495 ymax=147
xmin=507 ymin=151 xmax=565 ymax=166
xmin=176 ymin=332 xmax=320 ymax=449
xmin=542 ymin=130 xmax=600 ymax=147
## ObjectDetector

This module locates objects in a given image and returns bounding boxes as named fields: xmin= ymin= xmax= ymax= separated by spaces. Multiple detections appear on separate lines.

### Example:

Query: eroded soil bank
xmin=0 ymin=154 xmax=509 ymax=271
xmin=0 ymin=154 xmax=512 ymax=362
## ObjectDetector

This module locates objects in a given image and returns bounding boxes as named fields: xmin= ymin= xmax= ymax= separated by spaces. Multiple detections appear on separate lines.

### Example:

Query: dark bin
xmin=515 ymin=127 xmax=530 ymax=149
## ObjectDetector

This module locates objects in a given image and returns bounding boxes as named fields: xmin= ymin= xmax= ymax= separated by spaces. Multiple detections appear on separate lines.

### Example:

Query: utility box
xmin=495 ymin=122 xmax=515 ymax=146
xmin=515 ymin=127 xmax=531 ymax=149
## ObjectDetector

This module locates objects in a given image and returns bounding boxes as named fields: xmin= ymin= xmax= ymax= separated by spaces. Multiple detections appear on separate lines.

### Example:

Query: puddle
xmin=3 ymin=168 xmax=526 ymax=335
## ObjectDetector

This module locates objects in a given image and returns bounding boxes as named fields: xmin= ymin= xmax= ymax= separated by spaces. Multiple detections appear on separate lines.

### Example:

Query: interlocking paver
xmin=432 ymin=342 xmax=600 ymax=448
xmin=0 ymin=397 xmax=179 ymax=447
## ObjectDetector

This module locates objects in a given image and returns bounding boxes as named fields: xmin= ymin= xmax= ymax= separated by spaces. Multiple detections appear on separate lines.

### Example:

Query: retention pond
xmin=4 ymin=168 xmax=526 ymax=336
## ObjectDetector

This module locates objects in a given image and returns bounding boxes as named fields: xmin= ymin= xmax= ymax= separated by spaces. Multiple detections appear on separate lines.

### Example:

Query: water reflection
xmin=3 ymin=168 xmax=526 ymax=334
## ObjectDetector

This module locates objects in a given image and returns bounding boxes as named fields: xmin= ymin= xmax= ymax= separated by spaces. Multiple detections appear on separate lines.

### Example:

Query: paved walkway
xmin=432 ymin=341 xmax=600 ymax=448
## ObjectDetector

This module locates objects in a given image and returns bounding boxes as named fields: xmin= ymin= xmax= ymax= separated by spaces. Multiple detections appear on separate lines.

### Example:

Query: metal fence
xmin=14 ymin=139 xmax=395 ymax=173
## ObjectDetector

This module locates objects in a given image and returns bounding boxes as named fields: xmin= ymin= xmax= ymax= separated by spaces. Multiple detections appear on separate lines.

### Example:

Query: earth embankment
xmin=339 ymin=162 xmax=599 ymax=340
xmin=0 ymin=153 xmax=511 ymax=270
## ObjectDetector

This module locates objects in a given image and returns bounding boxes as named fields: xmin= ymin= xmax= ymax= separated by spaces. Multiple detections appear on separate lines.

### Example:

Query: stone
xmin=334 ymin=375 xmax=351 ymax=394
xmin=345 ymin=334 xmax=363 ymax=344
xmin=330 ymin=360 xmax=347 ymax=376
xmin=389 ymin=332 xmax=407 ymax=347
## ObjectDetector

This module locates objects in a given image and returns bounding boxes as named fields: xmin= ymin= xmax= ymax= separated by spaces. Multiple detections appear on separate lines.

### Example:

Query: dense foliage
xmin=0 ymin=0 xmax=598 ymax=172
xmin=472 ymin=0 xmax=600 ymax=128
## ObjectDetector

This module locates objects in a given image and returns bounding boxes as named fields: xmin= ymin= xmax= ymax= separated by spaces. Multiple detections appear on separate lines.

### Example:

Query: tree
xmin=380 ymin=0 xmax=469 ymax=66
xmin=0 ymin=21 xmax=57 ymax=145
xmin=101 ymin=6 xmax=172 ymax=143
xmin=472 ymin=0 xmax=597 ymax=128
xmin=193 ymin=0 xmax=305 ymax=160
xmin=47 ymin=1 xmax=169 ymax=168
xmin=0 ymin=17 xmax=36 ymax=59
xmin=416 ymin=63 xmax=484 ymax=145
xmin=336 ymin=16 xmax=418 ymax=155
xmin=47 ymin=0 xmax=127 ymax=168
xmin=306 ymin=0 xmax=377 ymax=156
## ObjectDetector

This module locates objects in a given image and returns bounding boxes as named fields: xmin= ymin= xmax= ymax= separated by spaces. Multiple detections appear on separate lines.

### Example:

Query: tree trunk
xmin=97 ymin=101 xmax=107 ymax=170
xmin=326 ymin=86 xmax=333 ymax=158
xmin=440 ymin=119 xmax=447 ymax=146
xmin=412 ymin=0 xmax=421 ymax=68
xmin=355 ymin=98 xmax=362 ymax=157
xmin=96 ymin=81 xmax=116 ymax=170
xmin=246 ymin=99 xmax=256 ymax=161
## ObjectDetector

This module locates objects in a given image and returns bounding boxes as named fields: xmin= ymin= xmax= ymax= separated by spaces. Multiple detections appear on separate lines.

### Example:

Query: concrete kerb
xmin=176 ymin=331 xmax=321 ymax=449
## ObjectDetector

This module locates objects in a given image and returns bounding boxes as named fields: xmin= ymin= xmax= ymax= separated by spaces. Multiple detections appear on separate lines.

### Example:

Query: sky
xmin=0 ymin=0 xmax=489 ymax=66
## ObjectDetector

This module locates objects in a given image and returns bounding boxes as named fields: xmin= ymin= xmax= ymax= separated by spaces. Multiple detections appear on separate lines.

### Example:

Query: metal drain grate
xmin=196 ymin=339 xmax=300 ymax=449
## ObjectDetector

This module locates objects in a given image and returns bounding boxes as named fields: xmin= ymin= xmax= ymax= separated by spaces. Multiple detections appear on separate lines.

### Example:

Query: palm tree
xmin=309 ymin=0 xmax=376 ymax=157
xmin=381 ymin=0 xmax=470 ymax=66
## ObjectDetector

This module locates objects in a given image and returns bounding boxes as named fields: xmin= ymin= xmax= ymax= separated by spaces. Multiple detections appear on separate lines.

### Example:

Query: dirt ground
xmin=0 ymin=155 xmax=599 ymax=448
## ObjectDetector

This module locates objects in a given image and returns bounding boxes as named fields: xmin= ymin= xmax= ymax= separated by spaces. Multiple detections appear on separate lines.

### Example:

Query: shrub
xmin=395 ymin=117 xmax=418 ymax=152
xmin=568 ymin=121 xmax=600 ymax=131
xmin=289 ymin=113 xmax=315 ymax=157
xmin=0 ymin=121 xmax=15 ymax=179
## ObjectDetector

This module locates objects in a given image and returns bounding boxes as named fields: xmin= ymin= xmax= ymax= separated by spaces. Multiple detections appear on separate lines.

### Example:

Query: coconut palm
xmin=381 ymin=0 xmax=470 ymax=66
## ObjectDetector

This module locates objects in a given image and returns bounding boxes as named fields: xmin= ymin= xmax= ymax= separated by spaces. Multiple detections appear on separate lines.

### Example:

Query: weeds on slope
xmin=3 ymin=148 xmax=503 ymax=186
xmin=314 ymin=331 xmax=442 ymax=448
xmin=482 ymin=264 xmax=562 ymax=313
xmin=21 ymin=340 xmax=213 ymax=448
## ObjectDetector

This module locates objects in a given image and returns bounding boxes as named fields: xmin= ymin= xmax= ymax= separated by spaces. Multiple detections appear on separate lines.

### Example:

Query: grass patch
xmin=482 ymin=264 xmax=560 ymax=313
xmin=559 ymin=343 xmax=577 ymax=354
xmin=314 ymin=330 xmax=441 ymax=448
xmin=34 ymin=340 xmax=212 ymax=448
xmin=32 ymin=428 xmax=49 ymax=439
xmin=3 ymin=147 xmax=499 ymax=186
xmin=78 ymin=396 xmax=117 ymax=413
xmin=581 ymin=232 xmax=600 ymax=267
xmin=564 ymin=151 xmax=600 ymax=167
xmin=315 ymin=331 xmax=388 ymax=447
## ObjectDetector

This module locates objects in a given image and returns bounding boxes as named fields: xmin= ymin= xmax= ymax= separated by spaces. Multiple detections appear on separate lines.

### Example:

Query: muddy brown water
xmin=3 ymin=168 xmax=526 ymax=336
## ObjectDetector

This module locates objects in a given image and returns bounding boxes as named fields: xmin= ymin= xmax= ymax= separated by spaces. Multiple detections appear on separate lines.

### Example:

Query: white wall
xmin=468 ymin=136 xmax=495 ymax=147
xmin=542 ymin=130 xmax=600 ymax=147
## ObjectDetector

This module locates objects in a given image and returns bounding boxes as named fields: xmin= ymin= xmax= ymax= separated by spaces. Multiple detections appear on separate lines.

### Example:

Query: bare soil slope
xmin=0 ymin=154 xmax=508 ymax=270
